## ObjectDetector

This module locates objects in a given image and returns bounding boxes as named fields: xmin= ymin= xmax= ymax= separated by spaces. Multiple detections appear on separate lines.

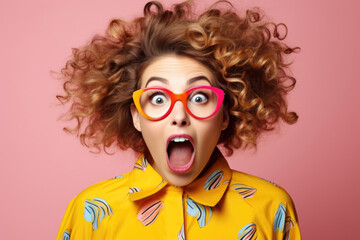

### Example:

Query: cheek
xmin=197 ymin=114 xmax=224 ymax=146
xmin=138 ymin=119 xmax=165 ymax=151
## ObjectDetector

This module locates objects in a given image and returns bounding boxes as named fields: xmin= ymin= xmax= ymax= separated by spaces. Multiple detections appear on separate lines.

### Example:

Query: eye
xmin=149 ymin=92 xmax=167 ymax=105
xmin=190 ymin=92 xmax=208 ymax=104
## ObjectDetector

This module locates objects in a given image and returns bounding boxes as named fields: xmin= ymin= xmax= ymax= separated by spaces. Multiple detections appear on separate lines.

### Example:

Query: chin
xmin=165 ymin=172 xmax=195 ymax=187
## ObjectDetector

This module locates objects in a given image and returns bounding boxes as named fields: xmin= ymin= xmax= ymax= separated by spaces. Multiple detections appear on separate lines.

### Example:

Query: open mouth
xmin=166 ymin=135 xmax=195 ymax=173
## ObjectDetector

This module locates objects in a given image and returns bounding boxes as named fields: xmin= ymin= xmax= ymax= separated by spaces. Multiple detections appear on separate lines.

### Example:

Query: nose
xmin=170 ymin=100 xmax=190 ymax=126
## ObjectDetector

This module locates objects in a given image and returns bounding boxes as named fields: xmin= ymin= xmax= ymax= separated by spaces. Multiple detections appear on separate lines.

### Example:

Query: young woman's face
xmin=131 ymin=55 xmax=228 ymax=186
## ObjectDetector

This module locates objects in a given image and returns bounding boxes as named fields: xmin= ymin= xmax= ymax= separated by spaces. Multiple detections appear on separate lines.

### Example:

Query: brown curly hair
xmin=57 ymin=0 xmax=299 ymax=155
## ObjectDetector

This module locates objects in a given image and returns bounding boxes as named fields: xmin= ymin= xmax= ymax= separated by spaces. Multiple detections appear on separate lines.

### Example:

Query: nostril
xmin=172 ymin=120 xmax=188 ymax=126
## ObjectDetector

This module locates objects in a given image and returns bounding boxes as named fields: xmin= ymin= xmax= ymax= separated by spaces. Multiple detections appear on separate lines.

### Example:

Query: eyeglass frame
xmin=132 ymin=86 xmax=225 ymax=121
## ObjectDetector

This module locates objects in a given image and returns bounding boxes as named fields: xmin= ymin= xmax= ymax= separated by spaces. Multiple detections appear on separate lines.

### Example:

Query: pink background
xmin=1 ymin=0 xmax=359 ymax=239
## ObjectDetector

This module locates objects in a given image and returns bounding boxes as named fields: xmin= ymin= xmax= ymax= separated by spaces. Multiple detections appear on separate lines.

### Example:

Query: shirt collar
xmin=128 ymin=148 xmax=232 ymax=207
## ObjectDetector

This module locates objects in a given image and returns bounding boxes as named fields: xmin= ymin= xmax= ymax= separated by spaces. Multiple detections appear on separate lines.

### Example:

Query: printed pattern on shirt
xmin=238 ymin=223 xmax=257 ymax=240
xmin=178 ymin=223 xmax=185 ymax=240
xmin=129 ymin=187 xmax=141 ymax=194
xmin=261 ymin=177 xmax=277 ymax=186
xmin=57 ymin=154 xmax=301 ymax=239
xmin=157 ymin=178 xmax=165 ymax=188
xmin=137 ymin=199 xmax=164 ymax=226
xmin=204 ymin=170 xmax=223 ymax=190
xmin=83 ymin=198 xmax=113 ymax=230
xmin=274 ymin=202 xmax=286 ymax=232
xmin=186 ymin=197 xmax=212 ymax=228
xmin=62 ymin=230 xmax=70 ymax=240
xmin=284 ymin=216 xmax=295 ymax=240
xmin=231 ymin=184 xmax=257 ymax=199
xmin=134 ymin=157 xmax=148 ymax=171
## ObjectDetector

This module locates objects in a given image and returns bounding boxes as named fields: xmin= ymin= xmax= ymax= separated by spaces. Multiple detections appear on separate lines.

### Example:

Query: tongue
xmin=168 ymin=142 xmax=193 ymax=167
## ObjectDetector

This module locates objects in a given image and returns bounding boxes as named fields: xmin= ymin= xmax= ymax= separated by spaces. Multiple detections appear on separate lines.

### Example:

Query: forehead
xmin=140 ymin=55 xmax=216 ymax=88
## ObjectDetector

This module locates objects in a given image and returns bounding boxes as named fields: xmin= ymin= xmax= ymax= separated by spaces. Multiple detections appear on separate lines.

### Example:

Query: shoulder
xmin=230 ymin=169 xmax=295 ymax=206
xmin=71 ymin=172 xmax=131 ymax=210
xmin=228 ymin=170 xmax=301 ymax=237
xmin=57 ymin=173 xmax=131 ymax=239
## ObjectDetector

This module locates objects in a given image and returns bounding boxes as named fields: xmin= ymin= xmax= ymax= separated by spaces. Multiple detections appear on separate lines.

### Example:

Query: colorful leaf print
xmin=129 ymin=187 xmax=141 ymax=194
xmin=137 ymin=200 xmax=164 ymax=226
xmin=157 ymin=178 xmax=165 ymax=188
xmin=273 ymin=203 xmax=286 ymax=232
xmin=284 ymin=216 xmax=295 ymax=240
xmin=231 ymin=184 xmax=257 ymax=199
xmin=238 ymin=223 xmax=257 ymax=240
xmin=62 ymin=230 xmax=70 ymax=240
xmin=204 ymin=170 xmax=223 ymax=190
xmin=84 ymin=198 xmax=113 ymax=230
xmin=261 ymin=177 xmax=277 ymax=186
xmin=178 ymin=223 xmax=185 ymax=240
xmin=134 ymin=157 xmax=148 ymax=171
xmin=186 ymin=197 xmax=212 ymax=228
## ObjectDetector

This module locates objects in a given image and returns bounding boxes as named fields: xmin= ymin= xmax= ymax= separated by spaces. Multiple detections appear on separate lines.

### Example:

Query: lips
xmin=166 ymin=134 xmax=195 ymax=173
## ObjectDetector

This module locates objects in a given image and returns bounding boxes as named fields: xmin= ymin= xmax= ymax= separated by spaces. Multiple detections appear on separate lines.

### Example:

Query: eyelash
xmin=148 ymin=91 xmax=165 ymax=99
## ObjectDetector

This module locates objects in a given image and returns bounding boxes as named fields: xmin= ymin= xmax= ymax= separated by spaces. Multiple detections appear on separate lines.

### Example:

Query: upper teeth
xmin=171 ymin=137 xmax=189 ymax=142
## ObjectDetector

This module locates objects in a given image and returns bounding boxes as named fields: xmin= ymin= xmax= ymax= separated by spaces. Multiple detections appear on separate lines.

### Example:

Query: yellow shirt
xmin=57 ymin=153 xmax=301 ymax=239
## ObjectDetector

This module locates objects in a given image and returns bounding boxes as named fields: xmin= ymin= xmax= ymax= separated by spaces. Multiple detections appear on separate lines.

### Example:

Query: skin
xmin=131 ymin=55 xmax=228 ymax=187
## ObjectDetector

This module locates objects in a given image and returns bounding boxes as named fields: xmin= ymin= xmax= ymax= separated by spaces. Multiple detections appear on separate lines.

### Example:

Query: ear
xmin=221 ymin=108 xmax=229 ymax=131
xmin=131 ymin=104 xmax=142 ymax=132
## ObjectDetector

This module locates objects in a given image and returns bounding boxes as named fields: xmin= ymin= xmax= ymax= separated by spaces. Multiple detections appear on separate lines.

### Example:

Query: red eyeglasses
xmin=132 ymin=86 xmax=225 ymax=121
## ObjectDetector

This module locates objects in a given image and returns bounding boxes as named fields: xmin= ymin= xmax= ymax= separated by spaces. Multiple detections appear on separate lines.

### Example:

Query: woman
xmin=57 ymin=1 xmax=301 ymax=239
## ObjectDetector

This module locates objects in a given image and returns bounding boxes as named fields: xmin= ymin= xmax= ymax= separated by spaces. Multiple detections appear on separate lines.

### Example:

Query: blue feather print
xmin=186 ymin=197 xmax=212 ymax=228
xmin=231 ymin=184 xmax=257 ymax=199
xmin=273 ymin=203 xmax=286 ymax=232
xmin=204 ymin=170 xmax=223 ymax=190
xmin=62 ymin=230 xmax=70 ymax=240
xmin=84 ymin=198 xmax=113 ymax=230
xmin=238 ymin=223 xmax=257 ymax=240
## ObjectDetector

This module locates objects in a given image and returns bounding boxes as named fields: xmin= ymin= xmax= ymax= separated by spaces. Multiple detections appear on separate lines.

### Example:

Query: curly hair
xmin=57 ymin=0 xmax=299 ymax=155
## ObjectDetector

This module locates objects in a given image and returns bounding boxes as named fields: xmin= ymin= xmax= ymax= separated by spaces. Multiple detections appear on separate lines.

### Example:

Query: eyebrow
xmin=145 ymin=75 xmax=212 ymax=87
